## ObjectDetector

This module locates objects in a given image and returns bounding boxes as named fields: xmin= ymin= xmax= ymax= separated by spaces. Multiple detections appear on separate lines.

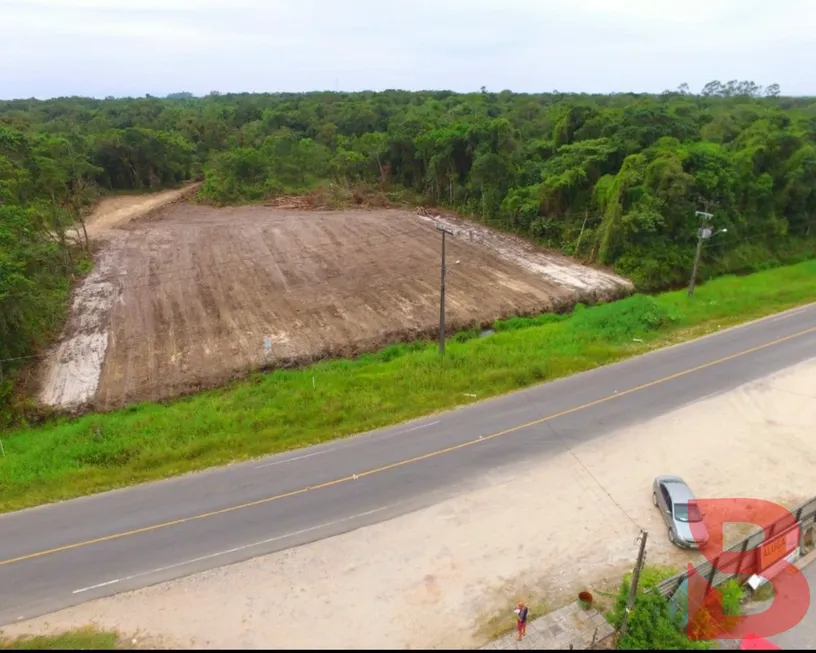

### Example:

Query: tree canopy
xmin=1 ymin=81 xmax=815 ymax=420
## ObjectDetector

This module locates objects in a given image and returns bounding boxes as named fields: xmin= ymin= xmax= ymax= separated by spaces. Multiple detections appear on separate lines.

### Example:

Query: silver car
xmin=652 ymin=475 xmax=709 ymax=548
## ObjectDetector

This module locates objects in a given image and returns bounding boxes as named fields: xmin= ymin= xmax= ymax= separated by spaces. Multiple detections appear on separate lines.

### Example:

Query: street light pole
xmin=436 ymin=224 xmax=455 ymax=355
xmin=688 ymin=210 xmax=726 ymax=297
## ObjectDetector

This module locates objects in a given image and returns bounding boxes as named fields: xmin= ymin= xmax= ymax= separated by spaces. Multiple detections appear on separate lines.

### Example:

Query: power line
xmin=104 ymin=245 xmax=458 ymax=295
xmin=0 ymin=268 xmax=445 ymax=361
xmin=545 ymin=422 xmax=644 ymax=531
xmin=45 ymin=206 xmax=816 ymax=291
xmin=436 ymin=223 xmax=455 ymax=355
xmin=2 ymin=224 xmax=811 ymax=365
xmin=89 ymin=210 xmax=607 ymax=287
xmin=0 ymin=354 xmax=41 ymax=363
xmin=86 ymin=214 xmax=556 ymax=294
xmin=2 ymin=246 xmax=576 ymax=363
xmin=701 ymin=227 xmax=814 ymax=252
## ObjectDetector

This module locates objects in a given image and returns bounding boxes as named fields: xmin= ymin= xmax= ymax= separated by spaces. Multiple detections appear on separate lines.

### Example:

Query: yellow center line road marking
xmin=2 ymin=325 xmax=815 ymax=567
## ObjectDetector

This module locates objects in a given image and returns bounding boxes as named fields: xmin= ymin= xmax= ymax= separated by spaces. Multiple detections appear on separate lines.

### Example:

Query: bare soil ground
xmin=83 ymin=185 xmax=201 ymax=241
xmin=37 ymin=185 xmax=200 ymax=408
xmin=37 ymin=197 xmax=632 ymax=411
xmin=9 ymin=359 xmax=816 ymax=649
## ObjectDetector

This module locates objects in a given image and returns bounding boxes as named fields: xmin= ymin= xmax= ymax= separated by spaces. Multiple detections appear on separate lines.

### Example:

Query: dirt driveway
xmin=8 ymin=359 xmax=816 ymax=649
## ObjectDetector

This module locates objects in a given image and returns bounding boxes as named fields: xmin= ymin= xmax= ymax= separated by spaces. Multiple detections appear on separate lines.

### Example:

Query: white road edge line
xmin=72 ymin=578 xmax=122 ymax=592
xmin=255 ymin=450 xmax=328 ymax=469
xmin=771 ymin=307 xmax=809 ymax=322
xmin=71 ymin=505 xmax=390 ymax=595
xmin=400 ymin=420 xmax=440 ymax=434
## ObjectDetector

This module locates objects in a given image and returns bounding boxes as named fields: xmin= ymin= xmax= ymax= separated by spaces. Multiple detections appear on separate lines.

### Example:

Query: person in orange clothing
xmin=514 ymin=602 xmax=528 ymax=640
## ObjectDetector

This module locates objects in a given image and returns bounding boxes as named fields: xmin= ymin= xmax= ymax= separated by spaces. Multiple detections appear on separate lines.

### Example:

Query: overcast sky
xmin=2 ymin=0 xmax=815 ymax=100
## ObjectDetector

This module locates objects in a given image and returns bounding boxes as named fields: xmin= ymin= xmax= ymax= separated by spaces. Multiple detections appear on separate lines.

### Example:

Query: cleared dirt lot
xmin=9 ymin=358 xmax=815 ymax=649
xmin=37 ymin=186 xmax=199 ymax=408
xmin=38 ymin=198 xmax=632 ymax=411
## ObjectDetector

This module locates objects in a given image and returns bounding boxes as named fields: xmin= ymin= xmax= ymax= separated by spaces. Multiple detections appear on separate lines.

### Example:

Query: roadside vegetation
xmin=609 ymin=567 xmax=745 ymax=650
xmin=0 ymin=259 xmax=813 ymax=512
xmin=2 ymin=83 xmax=816 ymax=423
xmin=609 ymin=565 xmax=708 ymax=650
xmin=0 ymin=627 xmax=120 ymax=650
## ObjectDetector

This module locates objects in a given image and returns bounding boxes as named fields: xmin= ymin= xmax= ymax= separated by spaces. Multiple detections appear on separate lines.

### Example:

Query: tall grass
xmin=1 ymin=260 xmax=814 ymax=513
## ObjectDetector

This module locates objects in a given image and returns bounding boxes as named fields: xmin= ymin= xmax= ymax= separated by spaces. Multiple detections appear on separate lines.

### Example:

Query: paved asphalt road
xmin=1 ymin=304 xmax=815 ymax=626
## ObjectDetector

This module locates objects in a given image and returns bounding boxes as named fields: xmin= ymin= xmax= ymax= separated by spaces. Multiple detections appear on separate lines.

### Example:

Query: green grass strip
xmin=1 ymin=260 xmax=814 ymax=513
xmin=0 ymin=628 xmax=120 ymax=650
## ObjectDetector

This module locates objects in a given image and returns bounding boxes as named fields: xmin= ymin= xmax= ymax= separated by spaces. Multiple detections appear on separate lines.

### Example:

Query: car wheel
xmin=652 ymin=492 xmax=658 ymax=507
xmin=668 ymin=528 xmax=676 ymax=544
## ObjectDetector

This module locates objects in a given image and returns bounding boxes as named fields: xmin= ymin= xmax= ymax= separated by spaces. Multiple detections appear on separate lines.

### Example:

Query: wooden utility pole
xmin=436 ymin=224 xmax=454 ymax=355
xmin=619 ymin=530 xmax=648 ymax=640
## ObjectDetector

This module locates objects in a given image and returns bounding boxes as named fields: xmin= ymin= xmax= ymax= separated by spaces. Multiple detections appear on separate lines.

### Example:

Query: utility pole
xmin=619 ymin=530 xmax=648 ymax=641
xmin=688 ymin=208 xmax=727 ymax=297
xmin=436 ymin=224 xmax=454 ymax=355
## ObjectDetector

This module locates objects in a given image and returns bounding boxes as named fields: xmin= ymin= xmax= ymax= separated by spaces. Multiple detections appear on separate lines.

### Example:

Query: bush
xmin=609 ymin=566 xmax=710 ymax=650
xmin=570 ymin=294 xmax=677 ymax=342
xmin=492 ymin=294 xmax=676 ymax=341
xmin=719 ymin=579 xmax=745 ymax=617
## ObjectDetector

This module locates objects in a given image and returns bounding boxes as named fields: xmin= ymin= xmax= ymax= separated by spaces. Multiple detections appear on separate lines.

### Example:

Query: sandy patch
xmin=12 ymin=358 xmax=816 ymax=649
xmin=82 ymin=185 xmax=200 ymax=242
xmin=36 ymin=237 xmax=125 ymax=409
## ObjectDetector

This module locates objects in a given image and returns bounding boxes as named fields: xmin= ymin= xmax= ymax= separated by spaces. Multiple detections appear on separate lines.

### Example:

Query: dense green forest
xmin=1 ymin=81 xmax=815 ymax=420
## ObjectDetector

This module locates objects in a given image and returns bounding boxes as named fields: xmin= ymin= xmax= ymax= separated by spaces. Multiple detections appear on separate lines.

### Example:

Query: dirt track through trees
xmin=38 ymin=200 xmax=632 ymax=411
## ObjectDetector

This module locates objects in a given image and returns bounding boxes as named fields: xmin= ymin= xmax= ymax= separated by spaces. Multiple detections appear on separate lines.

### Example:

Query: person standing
xmin=514 ymin=602 xmax=528 ymax=641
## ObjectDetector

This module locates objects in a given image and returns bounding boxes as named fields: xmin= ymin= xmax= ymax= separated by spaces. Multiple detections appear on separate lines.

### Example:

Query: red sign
xmin=758 ymin=526 xmax=798 ymax=572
